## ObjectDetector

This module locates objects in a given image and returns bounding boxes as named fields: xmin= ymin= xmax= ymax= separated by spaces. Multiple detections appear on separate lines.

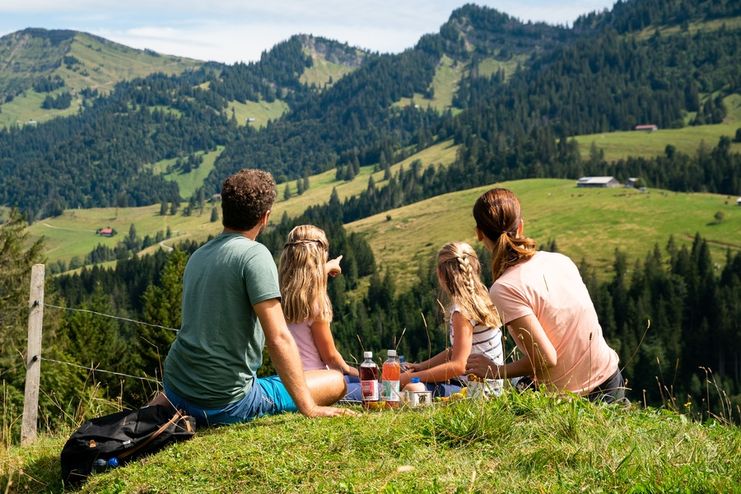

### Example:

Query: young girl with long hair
xmin=466 ymin=188 xmax=625 ymax=402
xmin=279 ymin=225 xmax=359 ymax=381
xmin=401 ymin=241 xmax=504 ymax=397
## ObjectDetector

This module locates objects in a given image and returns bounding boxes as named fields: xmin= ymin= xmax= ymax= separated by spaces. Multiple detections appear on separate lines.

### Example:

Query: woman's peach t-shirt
xmin=490 ymin=251 xmax=619 ymax=395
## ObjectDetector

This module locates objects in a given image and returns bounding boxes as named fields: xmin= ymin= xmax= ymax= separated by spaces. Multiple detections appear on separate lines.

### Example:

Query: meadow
xmin=226 ymin=99 xmax=290 ymax=128
xmin=27 ymin=140 xmax=460 ymax=266
xmin=573 ymin=94 xmax=741 ymax=161
xmin=299 ymin=53 xmax=358 ymax=88
xmin=393 ymin=55 xmax=465 ymax=114
xmin=347 ymin=178 xmax=741 ymax=286
xmin=148 ymin=146 xmax=225 ymax=199
xmin=0 ymin=32 xmax=199 ymax=127
xmin=2 ymin=391 xmax=739 ymax=493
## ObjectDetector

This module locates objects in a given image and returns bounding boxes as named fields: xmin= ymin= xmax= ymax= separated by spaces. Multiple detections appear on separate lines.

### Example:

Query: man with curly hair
xmin=161 ymin=169 xmax=349 ymax=424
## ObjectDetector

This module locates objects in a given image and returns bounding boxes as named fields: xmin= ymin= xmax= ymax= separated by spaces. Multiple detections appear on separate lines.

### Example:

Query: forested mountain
xmin=0 ymin=1 xmax=738 ymax=219
xmin=0 ymin=28 xmax=202 ymax=127
xmin=574 ymin=0 xmax=740 ymax=33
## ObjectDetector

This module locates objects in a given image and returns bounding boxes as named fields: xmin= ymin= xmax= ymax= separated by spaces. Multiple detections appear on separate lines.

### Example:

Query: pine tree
xmin=141 ymin=250 xmax=187 ymax=377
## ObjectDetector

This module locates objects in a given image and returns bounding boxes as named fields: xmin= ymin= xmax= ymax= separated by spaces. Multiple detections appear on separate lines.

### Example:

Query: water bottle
xmin=92 ymin=456 xmax=120 ymax=473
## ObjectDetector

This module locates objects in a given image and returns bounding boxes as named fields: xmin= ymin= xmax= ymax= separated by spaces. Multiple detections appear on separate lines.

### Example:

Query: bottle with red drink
xmin=381 ymin=349 xmax=401 ymax=408
xmin=359 ymin=351 xmax=379 ymax=409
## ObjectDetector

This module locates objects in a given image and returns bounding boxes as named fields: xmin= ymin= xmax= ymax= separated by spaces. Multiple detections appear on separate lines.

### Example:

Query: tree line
xmin=2 ymin=199 xmax=738 ymax=445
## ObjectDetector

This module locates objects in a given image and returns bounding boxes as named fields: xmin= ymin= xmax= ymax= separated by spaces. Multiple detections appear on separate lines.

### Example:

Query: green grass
xmin=0 ymin=32 xmax=200 ymax=127
xmin=633 ymin=16 xmax=741 ymax=40
xmin=393 ymin=55 xmax=465 ymax=114
xmin=476 ymin=55 xmax=526 ymax=80
xmin=26 ymin=204 xmax=222 ymax=266
xmin=573 ymin=94 xmax=741 ymax=161
xmin=2 ymin=392 xmax=739 ymax=493
xmin=148 ymin=146 xmax=224 ymax=198
xmin=27 ymin=141 xmax=460 ymax=268
xmin=299 ymin=57 xmax=356 ymax=88
xmin=347 ymin=178 xmax=741 ymax=287
xmin=275 ymin=140 xmax=459 ymax=218
xmin=60 ymin=33 xmax=200 ymax=94
xmin=0 ymin=89 xmax=82 ymax=127
xmin=226 ymin=99 xmax=290 ymax=128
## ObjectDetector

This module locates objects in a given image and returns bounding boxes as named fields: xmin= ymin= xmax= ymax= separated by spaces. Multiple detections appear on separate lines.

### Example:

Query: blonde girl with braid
xmin=400 ymin=242 xmax=504 ymax=397
xmin=279 ymin=225 xmax=359 ymax=382
xmin=466 ymin=188 xmax=625 ymax=403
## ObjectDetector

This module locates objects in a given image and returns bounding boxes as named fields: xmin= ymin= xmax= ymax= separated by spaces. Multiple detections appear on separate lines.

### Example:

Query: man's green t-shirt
xmin=163 ymin=233 xmax=281 ymax=408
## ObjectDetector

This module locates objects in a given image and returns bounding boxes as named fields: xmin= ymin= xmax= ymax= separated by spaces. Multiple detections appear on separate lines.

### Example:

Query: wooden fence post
xmin=21 ymin=264 xmax=45 ymax=446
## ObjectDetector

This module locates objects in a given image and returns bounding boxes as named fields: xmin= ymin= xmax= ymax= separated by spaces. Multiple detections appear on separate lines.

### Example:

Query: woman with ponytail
xmin=466 ymin=188 xmax=625 ymax=403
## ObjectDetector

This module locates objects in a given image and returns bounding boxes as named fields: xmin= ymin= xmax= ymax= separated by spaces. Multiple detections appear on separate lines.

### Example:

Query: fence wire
xmin=39 ymin=356 xmax=161 ymax=384
xmin=44 ymin=303 xmax=179 ymax=333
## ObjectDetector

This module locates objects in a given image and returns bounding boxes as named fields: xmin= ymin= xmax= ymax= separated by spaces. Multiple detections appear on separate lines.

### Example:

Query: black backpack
xmin=60 ymin=404 xmax=196 ymax=487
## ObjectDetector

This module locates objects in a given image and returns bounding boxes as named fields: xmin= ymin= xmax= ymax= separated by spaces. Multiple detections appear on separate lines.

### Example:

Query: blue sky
xmin=0 ymin=1 xmax=616 ymax=63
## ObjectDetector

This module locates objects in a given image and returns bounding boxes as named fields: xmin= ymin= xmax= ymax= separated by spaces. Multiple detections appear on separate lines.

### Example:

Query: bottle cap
xmin=363 ymin=351 xmax=373 ymax=359
xmin=387 ymin=349 xmax=397 ymax=357
xmin=411 ymin=377 xmax=420 ymax=383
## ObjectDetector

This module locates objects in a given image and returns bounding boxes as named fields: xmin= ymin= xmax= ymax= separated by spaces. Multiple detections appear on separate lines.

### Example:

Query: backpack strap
xmin=117 ymin=409 xmax=188 ymax=460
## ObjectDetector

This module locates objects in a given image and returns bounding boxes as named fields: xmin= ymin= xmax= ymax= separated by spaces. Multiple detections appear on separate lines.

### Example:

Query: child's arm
xmin=466 ymin=314 xmax=556 ymax=380
xmin=408 ymin=349 xmax=450 ymax=372
xmin=310 ymin=320 xmax=359 ymax=377
xmin=402 ymin=311 xmax=473 ymax=385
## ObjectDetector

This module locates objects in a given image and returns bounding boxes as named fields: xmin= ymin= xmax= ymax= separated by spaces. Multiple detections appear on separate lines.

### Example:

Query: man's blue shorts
xmin=164 ymin=376 xmax=297 ymax=427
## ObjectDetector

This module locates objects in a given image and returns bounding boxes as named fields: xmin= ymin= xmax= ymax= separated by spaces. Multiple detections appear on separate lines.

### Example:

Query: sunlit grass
xmin=2 ymin=391 xmax=739 ymax=493
xmin=347 ymin=178 xmax=741 ymax=287
xmin=573 ymin=94 xmax=741 ymax=161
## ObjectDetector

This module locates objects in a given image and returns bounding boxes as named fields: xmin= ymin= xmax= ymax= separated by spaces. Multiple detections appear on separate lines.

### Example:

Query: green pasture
xmin=0 ymin=89 xmax=81 ymax=127
xmin=299 ymin=57 xmax=356 ymax=88
xmin=347 ymin=178 xmax=741 ymax=287
xmin=226 ymin=99 xmax=289 ymax=128
xmin=573 ymin=94 xmax=741 ymax=161
xmin=60 ymin=33 xmax=200 ymax=94
xmin=0 ymin=32 xmax=199 ymax=127
xmin=148 ymin=146 xmax=224 ymax=198
xmin=393 ymin=55 xmax=465 ymax=114
xmin=476 ymin=54 xmax=526 ymax=80
xmin=27 ymin=204 xmax=222 ymax=266
xmin=275 ymin=140 xmax=459 ymax=218
xmin=633 ymin=16 xmax=741 ymax=40
xmin=28 ymin=141 xmax=460 ymax=267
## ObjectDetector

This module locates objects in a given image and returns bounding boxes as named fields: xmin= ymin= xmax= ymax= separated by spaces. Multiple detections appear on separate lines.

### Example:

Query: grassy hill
xmin=148 ymin=146 xmax=225 ymax=198
xmin=2 ymin=392 xmax=739 ymax=493
xmin=0 ymin=29 xmax=201 ymax=127
xmin=347 ymin=178 xmax=741 ymax=287
xmin=226 ymin=99 xmax=290 ymax=128
xmin=573 ymin=94 xmax=741 ymax=161
xmin=27 ymin=141 xmax=460 ymax=267
xmin=393 ymin=55 xmax=465 ymax=114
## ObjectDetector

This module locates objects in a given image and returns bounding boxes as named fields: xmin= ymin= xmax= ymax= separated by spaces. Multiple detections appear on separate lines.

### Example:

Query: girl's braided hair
xmin=437 ymin=242 xmax=500 ymax=329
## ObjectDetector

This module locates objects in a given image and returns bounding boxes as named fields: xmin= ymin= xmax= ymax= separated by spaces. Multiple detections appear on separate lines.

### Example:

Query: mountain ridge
xmin=0 ymin=1 xmax=738 ymax=219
